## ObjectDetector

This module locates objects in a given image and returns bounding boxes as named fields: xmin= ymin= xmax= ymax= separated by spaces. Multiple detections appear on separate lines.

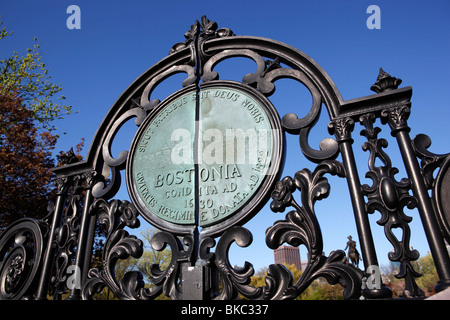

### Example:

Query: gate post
xmin=66 ymin=171 xmax=98 ymax=300
xmin=382 ymin=105 xmax=450 ymax=293
xmin=35 ymin=177 xmax=69 ymax=299
xmin=181 ymin=263 xmax=212 ymax=300
xmin=329 ymin=117 xmax=392 ymax=299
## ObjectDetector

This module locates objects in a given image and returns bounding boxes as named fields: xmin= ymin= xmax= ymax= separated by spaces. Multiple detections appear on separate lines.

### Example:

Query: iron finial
xmin=370 ymin=67 xmax=402 ymax=93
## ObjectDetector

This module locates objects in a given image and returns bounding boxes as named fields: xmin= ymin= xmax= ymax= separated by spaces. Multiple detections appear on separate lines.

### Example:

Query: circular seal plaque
xmin=127 ymin=81 xmax=283 ymax=235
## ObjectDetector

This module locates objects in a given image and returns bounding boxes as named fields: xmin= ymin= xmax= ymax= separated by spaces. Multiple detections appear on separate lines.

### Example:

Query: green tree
xmin=413 ymin=253 xmax=439 ymax=295
xmin=382 ymin=253 xmax=440 ymax=297
xmin=95 ymin=228 xmax=172 ymax=300
xmin=0 ymin=19 xmax=73 ymax=131
xmin=132 ymin=228 xmax=172 ymax=279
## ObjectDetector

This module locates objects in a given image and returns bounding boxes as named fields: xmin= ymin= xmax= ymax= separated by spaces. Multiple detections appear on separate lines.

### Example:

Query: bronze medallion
xmin=127 ymin=81 xmax=284 ymax=234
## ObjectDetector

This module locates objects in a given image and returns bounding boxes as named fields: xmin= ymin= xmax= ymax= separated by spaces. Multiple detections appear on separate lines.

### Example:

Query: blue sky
xmin=1 ymin=1 xmax=449 ymax=273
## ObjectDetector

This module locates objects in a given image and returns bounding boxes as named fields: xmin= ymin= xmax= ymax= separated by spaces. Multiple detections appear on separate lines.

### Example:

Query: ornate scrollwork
xmin=82 ymin=199 xmax=197 ymax=300
xmin=199 ymin=27 xmax=339 ymax=163
xmin=413 ymin=133 xmax=450 ymax=244
xmin=211 ymin=227 xmax=261 ymax=300
xmin=170 ymin=15 xmax=234 ymax=56
xmin=148 ymin=231 xmax=194 ymax=300
xmin=201 ymin=49 xmax=266 ymax=84
xmin=93 ymin=104 xmax=149 ymax=199
xmin=199 ymin=226 xmax=296 ymax=300
xmin=82 ymin=199 xmax=145 ymax=300
xmin=190 ymin=161 xmax=361 ymax=300
xmin=413 ymin=134 xmax=450 ymax=189
xmin=266 ymin=160 xmax=363 ymax=299
xmin=0 ymin=219 xmax=46 ymax=299
xmin=360 ymin=113 xmax=423 ymax=297
xmin=277 ymin=74 xmax=339 ymax=162
xmin=51 ymin=175 xmax=84 ymax=298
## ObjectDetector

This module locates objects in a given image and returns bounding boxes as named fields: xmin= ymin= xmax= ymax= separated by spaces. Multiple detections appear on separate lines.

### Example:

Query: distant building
xmin=274 ymin=246 xmax=303 ymax=271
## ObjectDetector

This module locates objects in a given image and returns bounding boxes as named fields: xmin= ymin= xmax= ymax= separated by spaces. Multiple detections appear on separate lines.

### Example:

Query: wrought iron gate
xmin=1 ymin=16 xmax=449 ymax=300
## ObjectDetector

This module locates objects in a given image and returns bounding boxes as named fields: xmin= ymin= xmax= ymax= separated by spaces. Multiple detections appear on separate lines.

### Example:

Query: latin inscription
xmin=131 ymin=91 xmax=196 ymax=224
xmin=129 ymin=86 xmax=274 ymax=227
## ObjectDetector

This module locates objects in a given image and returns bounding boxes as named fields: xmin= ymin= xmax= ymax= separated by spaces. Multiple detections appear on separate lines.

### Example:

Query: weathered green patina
xmin=128 ymin=83 xmax=279 ymax=230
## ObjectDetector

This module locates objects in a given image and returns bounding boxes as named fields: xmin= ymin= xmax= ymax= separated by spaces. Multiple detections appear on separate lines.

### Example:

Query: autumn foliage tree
xmin=0 ymin=91 xmax=57 ymax=228
xmin=0 ymin=19 xmax=75 ymax=228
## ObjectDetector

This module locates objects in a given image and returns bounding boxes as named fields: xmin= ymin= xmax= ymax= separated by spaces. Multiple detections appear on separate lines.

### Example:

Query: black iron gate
xmin=1 ymin=16 xmax=449 ymax=300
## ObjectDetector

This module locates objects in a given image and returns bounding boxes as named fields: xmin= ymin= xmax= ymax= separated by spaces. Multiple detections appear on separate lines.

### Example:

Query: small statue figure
xmin=345 ymin=235 xmax=361 ymax=268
